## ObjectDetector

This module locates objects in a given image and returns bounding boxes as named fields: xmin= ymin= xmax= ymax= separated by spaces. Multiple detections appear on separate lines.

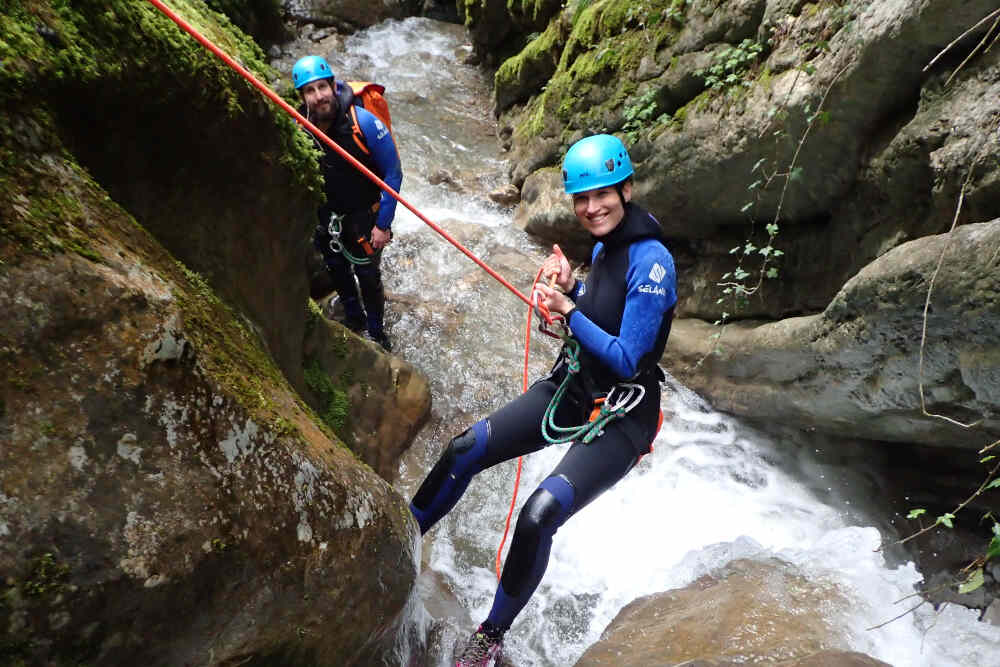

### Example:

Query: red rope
xmin=146 ymin=0 xmax=535 ymax=310
xmin=145 ymin=0 xmax=556 ymax=580
xmin=493 ymin=267 xmax=547 ymax=579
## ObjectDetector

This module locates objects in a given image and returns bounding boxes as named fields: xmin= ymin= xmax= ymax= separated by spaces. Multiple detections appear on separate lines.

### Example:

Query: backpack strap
xmin=348 ymin=105 xmax=370 ymax=156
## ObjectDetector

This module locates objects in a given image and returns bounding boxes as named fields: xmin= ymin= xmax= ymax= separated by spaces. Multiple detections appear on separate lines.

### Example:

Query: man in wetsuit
xmin=293 ymin=55 xmax=402 ymax=351
xmin=408 ymin=134 xmax=677 ymax=665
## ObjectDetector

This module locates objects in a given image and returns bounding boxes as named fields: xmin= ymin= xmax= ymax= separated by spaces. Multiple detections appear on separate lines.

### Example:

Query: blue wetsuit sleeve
xmin=356 ymin=108 xmax=402 ymax=230
xmin=567 ymin=240 xmax=677 ymax=379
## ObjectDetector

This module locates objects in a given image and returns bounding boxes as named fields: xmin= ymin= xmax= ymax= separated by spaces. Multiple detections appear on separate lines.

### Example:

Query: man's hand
xmin=371 ymin=226 xmax=392 ymax=250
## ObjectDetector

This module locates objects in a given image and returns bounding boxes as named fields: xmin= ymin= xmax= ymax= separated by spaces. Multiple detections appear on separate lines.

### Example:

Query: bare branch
xmin=924 ymin=8 xmax=1000 ymax=72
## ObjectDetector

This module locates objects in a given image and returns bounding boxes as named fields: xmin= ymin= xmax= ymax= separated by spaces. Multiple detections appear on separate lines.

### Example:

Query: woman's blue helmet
xmin=562 ymin=134 xmax=634 ymax=194
xmin=292 ymin=55 xmax=334 ymax=90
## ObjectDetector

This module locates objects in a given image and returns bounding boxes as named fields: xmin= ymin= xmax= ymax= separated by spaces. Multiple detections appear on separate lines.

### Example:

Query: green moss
xmin=0 ymin=0 xmax=322 ymax=198
xmin=495 ymin=19 xmax=563 ymax=95
xmin=303 ymin=358 xmax=351 ymax=434
xmin=23 ymin=553 xmax=70 ymax=598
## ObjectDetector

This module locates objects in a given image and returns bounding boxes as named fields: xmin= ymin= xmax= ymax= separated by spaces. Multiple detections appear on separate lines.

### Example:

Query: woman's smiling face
xmin=572 ymin=181 xmax=632 ymax=237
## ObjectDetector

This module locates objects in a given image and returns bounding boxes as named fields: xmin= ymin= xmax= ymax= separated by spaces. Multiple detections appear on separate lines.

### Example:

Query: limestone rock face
xmin=491 ymin=0 xmax=999 ymax=320
xmin=665 ymin=219 xmax=1000 ymax=450
xmin=302 ymin=312 xmax=432 ymax=481
xmin=1 ymin=3 xmax=423 ymax=664
xmin=574 ymin=558 xmax=892 ymax=667
xmin=287 ymin=0 xmax=423 ymax=29
xmin=0 ymin=150 xmax=418 ymax=666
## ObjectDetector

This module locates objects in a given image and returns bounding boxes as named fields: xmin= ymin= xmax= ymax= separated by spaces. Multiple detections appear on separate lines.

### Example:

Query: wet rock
xmin=487 ymin=183 xmax=520 ymax=207
xmin=664 ymin=219 xmax=1000 ymax=450
xmin=574 ymin=558 xmax=884 ymax=666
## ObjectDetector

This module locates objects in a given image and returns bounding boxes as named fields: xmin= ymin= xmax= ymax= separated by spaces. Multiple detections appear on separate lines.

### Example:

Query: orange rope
xmin=144 ymin=0 xmax=559 ymax=580
xmin=146 ymin=0 xmax=540 ymax=312
xmin=494 ymin=266 xmax=548 ymax=579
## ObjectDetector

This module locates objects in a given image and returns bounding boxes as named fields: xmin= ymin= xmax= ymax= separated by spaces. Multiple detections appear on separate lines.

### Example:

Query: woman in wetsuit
xmin=408 ymin=134 xmax=677 ymax=666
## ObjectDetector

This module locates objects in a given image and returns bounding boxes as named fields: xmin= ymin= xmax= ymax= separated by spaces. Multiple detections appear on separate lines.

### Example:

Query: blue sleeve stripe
xmin=572 ymin=240 xmax=677 ymax=379
xmin=357 ymin=108 xmax=403 ymax=229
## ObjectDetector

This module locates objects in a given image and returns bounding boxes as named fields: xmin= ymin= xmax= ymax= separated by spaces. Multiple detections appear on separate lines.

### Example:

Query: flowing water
xmin=296 ymin=17 xmax=1000 ymax=667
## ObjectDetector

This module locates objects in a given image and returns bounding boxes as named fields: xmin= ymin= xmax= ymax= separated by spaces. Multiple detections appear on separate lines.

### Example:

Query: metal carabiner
xmin=604 ymin=383 xmax=646 ymax=415
xmin=327 ymin=213 xmax=345 ymax=254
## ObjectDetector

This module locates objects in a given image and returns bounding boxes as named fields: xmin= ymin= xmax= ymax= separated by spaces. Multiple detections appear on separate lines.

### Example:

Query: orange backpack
xmin=345 ymin=81 xmax=394 ymax=155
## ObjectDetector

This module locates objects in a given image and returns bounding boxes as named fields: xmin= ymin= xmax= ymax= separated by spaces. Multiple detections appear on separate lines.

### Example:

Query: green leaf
xmin=759 ymin=246 xmax=772 ymax=256
xmin=987 ymin=535 xmax=1000 ymax=561
xmin=985 ymin=479 xmax=1000 ymax=490
xmin=789 ymin=166 xmax=805 ymax=182
xmin=752 ymin=157 xmax=767 ymax=173
xmin=958 ymin=567 xmax=984 ymax=594
xmin=747 ymin=179 xmax=763 ymax=191
xmin=980 ymin=455 xmax=995 ymax=463
xmin=907 ymin=508 xmax=927 ymax=519
xmin=730 ymin=246 xmax=740 ymax=254
xmin=741 ymin=201 xmax=754 ymax=213
xmin=743 ymin=242 xmax=757 ymax=254
xmin=772 ymin=249 xmax=785 ymax=257
xmin=765 ymin=267 xmax=779 ymax=279
xmin=936 ymin=513 xmax=955 ymax=528
xmin=765 ymin=223 xmax=779 ymax=236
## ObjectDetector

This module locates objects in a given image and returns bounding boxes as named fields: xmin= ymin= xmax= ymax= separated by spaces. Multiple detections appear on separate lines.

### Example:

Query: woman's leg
xmin=483 ymin=418 xmax=645 ymax=632
xmin=409 ymin=381 xmax=558 ymax=535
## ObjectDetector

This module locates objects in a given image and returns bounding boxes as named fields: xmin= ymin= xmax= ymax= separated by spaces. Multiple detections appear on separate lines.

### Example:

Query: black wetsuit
xmin=409 ymin=203 xmax=677 ymax=631
xmin=304 ymin=82 xmax=402 ymax=338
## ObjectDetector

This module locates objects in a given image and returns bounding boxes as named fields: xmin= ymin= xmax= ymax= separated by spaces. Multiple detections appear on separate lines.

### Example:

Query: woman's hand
xmin=541 ymin=244 xmax=573 ymax=292
xmin=533 ymin=283 xmax=574 ymax=317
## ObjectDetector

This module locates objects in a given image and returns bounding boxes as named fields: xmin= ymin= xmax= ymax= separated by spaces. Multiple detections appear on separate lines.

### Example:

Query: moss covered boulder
xmin=1 ymin=1 xmax=420 ymax=664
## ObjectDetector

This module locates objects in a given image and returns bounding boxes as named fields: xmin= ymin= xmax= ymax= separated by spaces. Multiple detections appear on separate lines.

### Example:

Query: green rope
xmin=540 ymin=336 xmax=631 ymax=445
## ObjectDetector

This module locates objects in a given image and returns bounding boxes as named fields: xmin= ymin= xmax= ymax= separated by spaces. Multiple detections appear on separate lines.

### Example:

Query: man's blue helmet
xmin=292 ymin=55 xmax=334 ymax=90
xmin=562 ymin=134 xmax=634 ymax=194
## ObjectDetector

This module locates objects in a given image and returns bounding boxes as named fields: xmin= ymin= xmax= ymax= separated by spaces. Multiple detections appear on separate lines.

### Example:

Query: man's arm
xmin=357 ymin=108 xmax=402 ymax=231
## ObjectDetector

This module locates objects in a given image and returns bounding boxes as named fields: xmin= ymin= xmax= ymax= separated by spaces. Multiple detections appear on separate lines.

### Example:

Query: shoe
xmin=370 ymin=331 xmax=392 ymax=352
xmin=454 ymin=625 xmax=503 ymax=666
xmin=343 ymin=315 xmax=367 ymax=334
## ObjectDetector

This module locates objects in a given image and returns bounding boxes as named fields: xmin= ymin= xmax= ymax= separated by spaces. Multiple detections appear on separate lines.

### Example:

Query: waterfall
xmin=296 ymin=17 xmax=1000 ymax=667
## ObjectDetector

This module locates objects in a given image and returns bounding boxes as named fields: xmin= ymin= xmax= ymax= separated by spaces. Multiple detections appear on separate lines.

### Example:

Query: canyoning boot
xmin=339 ymin=296 xmax=367 ymax=334
xmin=454 ymin=625 xmax=504 ymax=667
xmin=369 ymin=330 xmax=392 ymax=352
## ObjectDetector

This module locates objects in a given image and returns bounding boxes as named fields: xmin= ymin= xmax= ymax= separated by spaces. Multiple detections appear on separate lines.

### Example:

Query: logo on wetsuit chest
xmin=374 ymin=118 xmax=389 ymax=141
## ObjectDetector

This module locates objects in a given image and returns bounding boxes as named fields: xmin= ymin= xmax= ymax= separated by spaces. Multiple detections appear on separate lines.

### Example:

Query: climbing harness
xmin=326 ymin=213 xmax=373 ymax=265
xmin=539 ymin=334 xmax=646 ymax=445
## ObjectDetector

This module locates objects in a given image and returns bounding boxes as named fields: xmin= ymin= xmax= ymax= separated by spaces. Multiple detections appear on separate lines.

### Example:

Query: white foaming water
xmin=297 ymin=17 xmax=1000 ymax=667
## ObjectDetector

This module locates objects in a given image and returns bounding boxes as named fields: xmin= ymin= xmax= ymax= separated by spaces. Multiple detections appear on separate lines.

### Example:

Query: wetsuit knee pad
xmin=410 ymin=420 xmax=489 ymax=511
xmin=500 ymin=475 xmax=575 ymax=595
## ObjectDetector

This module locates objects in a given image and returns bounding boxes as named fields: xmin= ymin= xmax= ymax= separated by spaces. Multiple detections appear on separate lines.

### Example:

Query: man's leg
xmin=354 ymin=259 xmax=387 ymax=347
xmin=315 ymin=223 xmax=366 ymax=332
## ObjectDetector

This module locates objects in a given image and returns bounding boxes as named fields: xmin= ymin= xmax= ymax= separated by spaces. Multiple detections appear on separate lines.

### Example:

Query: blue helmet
xmin=292 ymin=55 xmax=334 ymax=90
xmin=562 ymin=134 xmax=634 ymax=194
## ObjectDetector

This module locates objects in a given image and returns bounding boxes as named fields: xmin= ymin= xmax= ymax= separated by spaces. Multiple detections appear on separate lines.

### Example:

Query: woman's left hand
xmin=534 ymin=283 xmax=573 ymax=317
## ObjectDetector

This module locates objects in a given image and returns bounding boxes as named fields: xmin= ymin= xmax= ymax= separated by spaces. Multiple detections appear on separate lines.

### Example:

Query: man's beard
xmin=309 ymin=99 xmax=337 ymax=124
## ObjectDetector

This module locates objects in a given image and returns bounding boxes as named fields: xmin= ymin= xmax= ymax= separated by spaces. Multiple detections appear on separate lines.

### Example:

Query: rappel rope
xmin=146 ymin=0 xmax=539 ymax=315
xmin=146 ymin=0 xmax=599 ymax=584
